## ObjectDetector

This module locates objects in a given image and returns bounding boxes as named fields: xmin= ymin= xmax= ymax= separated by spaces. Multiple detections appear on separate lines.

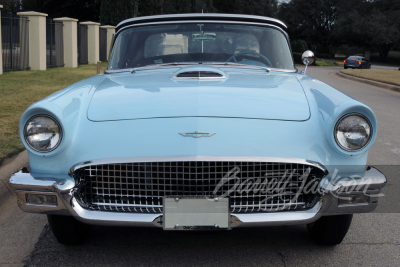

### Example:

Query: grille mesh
xmin=73 ymin=161 xmax=324 ymax=213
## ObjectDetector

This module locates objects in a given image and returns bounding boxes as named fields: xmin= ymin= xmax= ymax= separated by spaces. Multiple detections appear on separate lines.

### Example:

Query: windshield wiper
xmin=137 ymin=62 xmax=201 ymax=70
xmin=203 ymin=62 xmax=270 ymax=71
xmin=104 ymin=68 xmax=136 ymax=74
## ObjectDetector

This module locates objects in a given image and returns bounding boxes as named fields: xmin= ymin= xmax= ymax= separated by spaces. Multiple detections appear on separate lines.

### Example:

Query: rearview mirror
xmin=192 ymin=32 xmax=216 ymax=41
xmin=302 ymin=50 xmax=315 ymax=65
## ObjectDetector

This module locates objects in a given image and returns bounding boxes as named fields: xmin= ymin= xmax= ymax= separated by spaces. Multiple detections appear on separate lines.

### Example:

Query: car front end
xmin=9 ymin=14 xmax=386 ymax=245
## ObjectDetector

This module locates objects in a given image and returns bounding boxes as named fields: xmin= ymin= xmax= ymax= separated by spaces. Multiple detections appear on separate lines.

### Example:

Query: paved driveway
xmin=1 ymin=67 xmax=399 ymax=266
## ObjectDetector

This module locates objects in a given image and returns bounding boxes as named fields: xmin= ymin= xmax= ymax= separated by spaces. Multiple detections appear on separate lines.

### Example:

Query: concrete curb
xmin=0 ymin=150 xmax=29 ymax=205
xmin=336 ymin=72 xmax=400 ymax=93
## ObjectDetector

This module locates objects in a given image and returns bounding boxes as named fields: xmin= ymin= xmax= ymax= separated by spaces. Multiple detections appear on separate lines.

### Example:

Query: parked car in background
xmin=9 ymin=14 xmax=386 ymax=247
xmin=344 ymin=56 xmax=371 ymax=69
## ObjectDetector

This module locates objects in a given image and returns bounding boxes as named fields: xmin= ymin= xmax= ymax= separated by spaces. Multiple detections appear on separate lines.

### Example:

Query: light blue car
xmin=9 ymin=14 xmax=386 ymax=246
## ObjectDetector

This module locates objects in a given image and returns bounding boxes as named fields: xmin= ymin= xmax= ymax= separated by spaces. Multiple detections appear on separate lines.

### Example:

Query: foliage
xmin=0 ymin=0 xmax=22 ymax=13
xmin=315 ymin=60 xmax=342 ymax=67
xmin=213 ymin=0 xmax=277 ymax=17
xmin=278 ymin=0 xmax=338 ymax=56
xmin=334 ymin=0 xmax=400 ymax=61
xmin=291 ymin=39 xmax=307 ymax=53
xmin=336 ymin=45 xmax=364 ymax=58
xmin=279 ymin=0 xmax=400 ymax=62
xmin=100 ymin=0 xmax=217 ymax=25
xmin=292 ymin=52 xmax=302 ymax=64
xmin=17 ymin=0 xmax=101 ymax=21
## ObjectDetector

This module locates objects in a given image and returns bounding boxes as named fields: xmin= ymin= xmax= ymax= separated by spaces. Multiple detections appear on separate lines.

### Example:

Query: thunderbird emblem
xmin=180 ymin=131 xmax=216 ymax=138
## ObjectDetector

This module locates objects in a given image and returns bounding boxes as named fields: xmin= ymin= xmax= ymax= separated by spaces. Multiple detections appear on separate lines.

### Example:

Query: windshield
xmin=108 ymin=23 xmax=294 ymax=70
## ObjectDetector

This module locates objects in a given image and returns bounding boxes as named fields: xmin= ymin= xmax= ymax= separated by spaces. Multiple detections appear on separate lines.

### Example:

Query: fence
xmin=1 ymin=13 xmax=29 ymax=72
xmin=99 ymin=27 xmax=107 ymax=62
xmin=78 ymin=23 xmax=88 ymax=64
xmin=46 ymin=19 xmax=64 ymax=68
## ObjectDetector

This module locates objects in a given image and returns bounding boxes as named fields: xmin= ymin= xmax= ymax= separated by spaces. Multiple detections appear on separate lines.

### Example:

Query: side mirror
xmin=302 ymin=50 xmax=315 ymax=65
xmin=301 ymin=50 xmax=315 ymax=74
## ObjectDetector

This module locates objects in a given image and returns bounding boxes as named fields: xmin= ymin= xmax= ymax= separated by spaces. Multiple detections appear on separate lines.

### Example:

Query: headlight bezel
xmin=23 ymin=115 xmax=63 ymax=153
xmin=334 ymin=113 xmax=373 ymax=152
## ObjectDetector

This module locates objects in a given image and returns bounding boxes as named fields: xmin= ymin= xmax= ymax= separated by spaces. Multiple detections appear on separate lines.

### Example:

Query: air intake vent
xmin=175 ymin=71 xmax=225 ymax=79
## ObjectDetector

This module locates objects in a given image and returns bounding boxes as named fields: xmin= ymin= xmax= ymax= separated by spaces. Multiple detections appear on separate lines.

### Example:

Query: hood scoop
xmin=174 ymin=68 xmax=226 ymax=80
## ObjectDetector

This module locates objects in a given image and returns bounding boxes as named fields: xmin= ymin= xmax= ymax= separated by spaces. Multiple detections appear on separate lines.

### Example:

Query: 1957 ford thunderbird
xmin=9 ymin=14 xmax=387 ymax=245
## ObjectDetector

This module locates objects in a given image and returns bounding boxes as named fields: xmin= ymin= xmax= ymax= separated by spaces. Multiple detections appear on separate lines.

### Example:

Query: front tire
xmin=307 ymin=214 xmax=353 ymax=245
xmin=47 ymin=215 xmax=92 ymax=245
xmin=344 ymin=66 xmax=348 ymax=69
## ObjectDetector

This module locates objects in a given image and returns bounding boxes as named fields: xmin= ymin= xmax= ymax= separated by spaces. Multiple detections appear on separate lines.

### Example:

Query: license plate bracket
xmin=163 ymin=196 xmax=230 ymax=230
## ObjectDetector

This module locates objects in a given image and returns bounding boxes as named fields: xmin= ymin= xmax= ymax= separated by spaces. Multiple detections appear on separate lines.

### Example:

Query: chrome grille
xmin=73 ymin=161 xmax=324 ymax=213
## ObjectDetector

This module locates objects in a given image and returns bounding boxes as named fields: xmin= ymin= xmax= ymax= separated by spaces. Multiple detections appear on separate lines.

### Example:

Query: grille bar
xmin=73 ymin=161 xmax=324 ymax=213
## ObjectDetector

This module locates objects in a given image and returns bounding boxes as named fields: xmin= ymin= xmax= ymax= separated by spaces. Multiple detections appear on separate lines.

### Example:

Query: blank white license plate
xmin=163 ymin=196 xmax=230 ymax=230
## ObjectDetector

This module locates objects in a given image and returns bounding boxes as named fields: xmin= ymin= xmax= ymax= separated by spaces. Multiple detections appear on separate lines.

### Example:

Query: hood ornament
xmin=180 ymin=131 xmax=216 ymax=138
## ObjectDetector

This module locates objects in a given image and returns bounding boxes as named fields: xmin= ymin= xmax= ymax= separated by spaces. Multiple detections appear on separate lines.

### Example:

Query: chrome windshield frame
xmin=107 ymin=20 xmax=296 ymax=73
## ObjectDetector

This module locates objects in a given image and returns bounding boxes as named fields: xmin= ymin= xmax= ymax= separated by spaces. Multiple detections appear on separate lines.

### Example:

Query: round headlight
xmin=334 ymin=113 xmax=372 ymax=152
xmin=24 ymin=115 xmax=62 ymax=152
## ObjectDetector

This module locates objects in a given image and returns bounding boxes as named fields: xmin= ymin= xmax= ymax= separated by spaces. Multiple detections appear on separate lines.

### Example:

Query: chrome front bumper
xmin=8 ymin=167 xmax=387 ymax=228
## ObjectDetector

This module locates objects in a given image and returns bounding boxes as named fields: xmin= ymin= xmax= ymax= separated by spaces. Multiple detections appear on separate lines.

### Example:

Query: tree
xmin=213 ymin=0 xmax=278 ymax=17
xmin=334 ymin=0 xmax=400 ymax=61
xmin=0 ymin=0 xmax=23 ymax=13
xmin=20 ymin=0 xmax=101 ymax=21
xmin=278 ymin=0 xmax=338 ymax=56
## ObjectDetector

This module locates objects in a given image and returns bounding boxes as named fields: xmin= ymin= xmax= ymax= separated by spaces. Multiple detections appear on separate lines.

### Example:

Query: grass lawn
xmin=0 ymin=63 xmax=108 ymax=165
xmin=316 ymin=59 xmax=343 ymax=67
xmin=340 ymin=69 xmax=400 ymax=86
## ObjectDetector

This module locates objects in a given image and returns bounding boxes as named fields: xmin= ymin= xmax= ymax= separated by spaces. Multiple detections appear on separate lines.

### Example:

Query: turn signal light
xmin=344 ymin=60 xmax=346 ymax=63
xmin=26 ymin=194 xmax=57 ymax=206
xmin=338 ymin=195 xmax=369 ymax=206
xmin=358 ymin=61 xmax=362 ymax=65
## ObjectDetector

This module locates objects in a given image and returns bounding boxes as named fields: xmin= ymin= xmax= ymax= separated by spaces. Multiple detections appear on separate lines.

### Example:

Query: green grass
xmin=340 ymin=69 xmax=400 ymax=86
xmin=0 ymin=63 xmax=107 ymax=165
xmin=316 ymin=60 xmax=343 ymax=67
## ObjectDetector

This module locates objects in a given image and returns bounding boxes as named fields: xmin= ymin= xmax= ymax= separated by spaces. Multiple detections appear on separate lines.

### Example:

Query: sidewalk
xmin=0 ymin=150 xmax=46 ymax=266
xmin=0 ymin=150 xmax=28 ymax=205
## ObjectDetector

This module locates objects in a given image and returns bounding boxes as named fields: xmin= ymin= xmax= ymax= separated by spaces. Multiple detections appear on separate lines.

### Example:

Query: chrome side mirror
xmin=301 ymin=50 xmax=315 ymax=74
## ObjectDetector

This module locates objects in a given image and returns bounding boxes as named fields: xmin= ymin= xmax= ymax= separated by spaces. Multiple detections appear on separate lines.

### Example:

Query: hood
xmin=87 ymin=67 xmax=310 ymax=121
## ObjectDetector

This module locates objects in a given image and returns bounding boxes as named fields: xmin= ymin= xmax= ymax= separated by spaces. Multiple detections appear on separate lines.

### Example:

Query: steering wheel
xmin=226 ymin=50 xmax=273 ymax=67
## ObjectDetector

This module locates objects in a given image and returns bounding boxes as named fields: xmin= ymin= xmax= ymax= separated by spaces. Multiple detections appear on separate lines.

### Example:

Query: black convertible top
xmin=116 ymin=13 xmax=287 ymax=33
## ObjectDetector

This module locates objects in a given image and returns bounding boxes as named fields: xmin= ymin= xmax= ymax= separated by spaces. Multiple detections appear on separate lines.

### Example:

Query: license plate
xmin=163 ymin=196 xmax=230 ymax=230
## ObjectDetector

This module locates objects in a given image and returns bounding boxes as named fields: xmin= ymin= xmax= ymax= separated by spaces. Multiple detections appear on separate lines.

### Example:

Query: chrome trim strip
xmin=70 ymin=198 xmax=162 ymax=227
xmin=70 ymin=156 xmax=328 ymax=173
xmin=232 ymin=201 xmax=323 ymax=227
xmin=116 ymin=13 xmax=287 ymax=30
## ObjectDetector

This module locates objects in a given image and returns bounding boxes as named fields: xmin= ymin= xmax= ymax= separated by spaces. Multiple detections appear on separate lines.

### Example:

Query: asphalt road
xmin=1 ymin=66 xmax=399 ymax=267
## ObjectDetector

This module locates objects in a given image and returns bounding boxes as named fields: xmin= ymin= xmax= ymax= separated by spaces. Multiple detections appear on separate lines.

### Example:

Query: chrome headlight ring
xmin=24 ymin=115 xmax=63 ymax=153
xmin=334 ymin=113 xmax=373 ymax=152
